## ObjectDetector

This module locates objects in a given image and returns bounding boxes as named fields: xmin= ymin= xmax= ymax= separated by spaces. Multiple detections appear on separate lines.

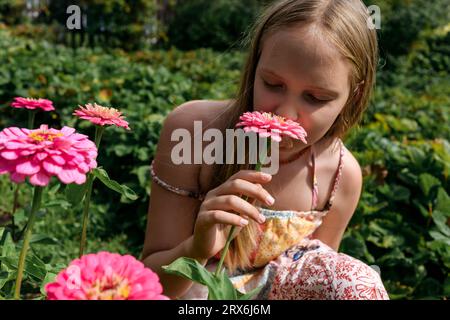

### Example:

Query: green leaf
xmin=91 ymin=168 xmax=138 ymax=201
xmin=162 ymin=258 xmax=246 ymax=300
xmin=435 ymin=187 xmax=450 ymax=215
xmin=419 ymin=173 xmax=441 ymax=197
xmin=0 ymin=228 xmax=16 ymax=258
xmin=47 ymin=183 xmax=61 ymax=195
xmin=412 ymin=199 xmax=430 ymax=219
xmin=367 ymin=219 xmax=405 ymax=248
xmin=340 ymin=235 xmax=369 ymax=259
xmin=162 ymin=257 xmax=214 ymax=287
xmin=65 ymin=183 xmax=88 ymax=206
xmin=113 ymin=145 xmax=133 ymax=157
xmin=40 ymin=272 xmax=57 ymax=296
xmin=377 ymin=184 xmax=410 ymax=202
xmin=17 ymin=234 xmax=59 ymax=246
xmin=429 ymin=231 xmax=450 ymax=246
xmin=131 ymin=165 xmax=150 ymax=188
xmin=236 ymin=285 xmax=263 ymax=300
xmin=0 ymin=251 xmax=47 ymax=282
xmin=42 ymin=199 xmax=71 ymax=210
xmin=431 ymin=210 xmax=450 ymax=237
xmin=0 ymin=270 xmax=14 ymax=291
xmin=207 ymin=268 xmax=238 ymax=300
xmin=406 ymin=145 xmax=427 ymax=167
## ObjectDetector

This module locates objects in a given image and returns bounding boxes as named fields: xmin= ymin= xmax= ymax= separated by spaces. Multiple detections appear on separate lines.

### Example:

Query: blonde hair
xmin=209 ymin=0 xmax=379 ymax=274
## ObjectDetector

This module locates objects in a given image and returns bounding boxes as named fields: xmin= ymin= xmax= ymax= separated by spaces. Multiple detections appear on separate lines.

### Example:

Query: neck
xmin=279 ymin=145 xmax=311 ymax=165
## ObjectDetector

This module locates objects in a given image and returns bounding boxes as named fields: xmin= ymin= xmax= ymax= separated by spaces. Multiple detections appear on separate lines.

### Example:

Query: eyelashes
xmin=262 ymin=80 xmax=331 ymax=104
xmin=262 ymin=80 xmax=283 ymax=91
xmin=304 ymin=93 xmax=330 ymax=104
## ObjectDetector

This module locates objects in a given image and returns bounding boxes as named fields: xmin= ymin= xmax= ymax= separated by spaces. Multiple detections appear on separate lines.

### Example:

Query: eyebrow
xmin=260 ymin=68 xmax=340 ymax=97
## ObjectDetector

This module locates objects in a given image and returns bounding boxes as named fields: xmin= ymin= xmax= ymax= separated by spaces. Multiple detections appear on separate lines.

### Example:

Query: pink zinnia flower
xmin=235 ymin=111 xmax=307 ymax=143
xmin=0 ymin=125 xmax=97 ymax=186
xmin=73 ymin=103 xmax=130 ymax=130
xmin=45 ymin=252 xmax=170 ymax=300
xmin=11 ymin=97 xmax=55 ymax=111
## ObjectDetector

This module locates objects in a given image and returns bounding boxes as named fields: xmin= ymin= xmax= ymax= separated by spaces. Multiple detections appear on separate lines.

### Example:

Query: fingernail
xmin=266 ymin=195 xmax=275 ymax=205
xmin=261 ymin=173 xmax=272 ymax=180
xmin=259 ymin=214 xmax=266 ymax=223
xmin=240 ymin=218 xmax=249 ymax=226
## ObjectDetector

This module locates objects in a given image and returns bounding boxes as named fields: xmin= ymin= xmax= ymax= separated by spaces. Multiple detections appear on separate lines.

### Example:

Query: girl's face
xmin=253 ymin=25 xmax=352 ymax=152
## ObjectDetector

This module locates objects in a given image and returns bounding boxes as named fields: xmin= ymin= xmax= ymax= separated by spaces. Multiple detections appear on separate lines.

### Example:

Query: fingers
xmin=216 ymin=178 xmax=275 ymax=207
xmin=207 ymin=170 xmax=274 ymax=206
xmin=230 ymin=170 xmax=272 ymax=184
xmin=203 ymin=195 xmax=265 ymax=224
xmin=203 ymin=210 xmax=250 ymax=228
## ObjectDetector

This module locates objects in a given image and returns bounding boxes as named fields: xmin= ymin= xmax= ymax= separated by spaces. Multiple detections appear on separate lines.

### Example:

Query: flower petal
xmin=1 ymin=150 xmax=19 ymax=160
xmin=29 ymin=171 xmax=50 ymax=186
xmin=43 ymin=161 xmax=62 ymax=174
xmin=16 ymin=160 xmax=41 ymax=175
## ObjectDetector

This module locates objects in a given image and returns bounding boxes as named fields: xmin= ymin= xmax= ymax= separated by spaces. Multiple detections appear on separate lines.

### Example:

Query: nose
xmin=274 ymin=94 xmax=298 ymax=121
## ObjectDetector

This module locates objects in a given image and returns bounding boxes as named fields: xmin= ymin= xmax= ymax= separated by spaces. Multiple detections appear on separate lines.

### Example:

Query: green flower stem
xmin=27 ymin=110 xmax=36 ymax=129
xmin=214 ymin=219 xmax=240 ymax=277
xmin=79 ymin=126 xmax=105 ymax=257
xmin=11 ymin=111 xmax=38 ymax=241
xmin=94 ymin=126 xmax=105 ymax=148
xmin=10 ymin=184 xmax=20 ymax=241
xmin=79 ymin=173 xmax=94 ymax=257
xmin=14 ymin=186 xmax=44 ymax=299
xmin=214 ymin=138 xmax=271 ymax=277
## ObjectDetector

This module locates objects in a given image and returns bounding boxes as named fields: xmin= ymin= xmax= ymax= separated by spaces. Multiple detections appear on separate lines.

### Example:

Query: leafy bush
xmin=0 ymin=26 xmax=243 ymax=283
xmin=0 ymin=0 xmax=27 ymax=25
xmin=0 ymin=19 xmax=449 ymax=298
xmin=166 ymin=0 xmax=265 ymax=50
xmin=366 ymin=0 xmax=450 ymax=59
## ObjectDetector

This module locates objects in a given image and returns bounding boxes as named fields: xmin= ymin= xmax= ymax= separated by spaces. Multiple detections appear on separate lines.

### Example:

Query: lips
xmin=279 ymin=137 xmax=294 ymax=149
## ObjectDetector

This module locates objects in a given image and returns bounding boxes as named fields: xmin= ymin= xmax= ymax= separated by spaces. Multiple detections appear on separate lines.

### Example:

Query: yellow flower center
xmin=85 ymin=103 xmax=121 ymax=119
xmin=263 ymin=112 xmax=286 ymax=124
xmin=28 ymin=131 xmax=63 ymax=142
xmin=86 ymin=274 xmax=131 ymax=300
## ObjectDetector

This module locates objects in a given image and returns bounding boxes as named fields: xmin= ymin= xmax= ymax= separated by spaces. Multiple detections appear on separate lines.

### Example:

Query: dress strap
xmin=150 ymin=159 xmax=206 ymax=201
xmin=311 ymin=139 xmax=345 ymax=211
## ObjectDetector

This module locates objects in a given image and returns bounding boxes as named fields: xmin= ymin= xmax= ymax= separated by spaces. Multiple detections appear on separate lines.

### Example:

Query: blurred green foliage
xmin=0 ymin=0 xmax=449 ymax=300
xmin=165 ymin=0 xmax=265 ymax=51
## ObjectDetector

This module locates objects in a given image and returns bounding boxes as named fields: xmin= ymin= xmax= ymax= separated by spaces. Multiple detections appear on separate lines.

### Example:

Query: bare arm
xmin=141 ymin=101 xmax=208 ymax=299
xmin=311 ymin=151 xmax=363 ymax=251
xmin=142 ymin=235 xmax=207 ymax=299
xmin=141 ymin=99 xmax=270 ymax=299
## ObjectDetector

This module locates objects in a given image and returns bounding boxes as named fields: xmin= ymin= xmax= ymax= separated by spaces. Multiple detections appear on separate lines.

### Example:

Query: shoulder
xmin=317 ymin=137 xmax=363 ymax=197
xmin=153 ymin=99 xmax=234 ymax=189
xmin=334 ymin=143 xmax=363 ymax=214
xmin=340 ymin=145 xmax=363 ymax=195
xmin=159 ymin=99 xmax=234 ymax=150
xmin=164 ymin=99 xmax=234 ymax=133
xmin=310 ymin=141 xmax=362 ymax=250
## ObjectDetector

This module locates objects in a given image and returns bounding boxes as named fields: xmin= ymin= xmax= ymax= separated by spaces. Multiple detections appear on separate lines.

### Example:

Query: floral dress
xmin=150 ymin=139 xmax=390 ymax=300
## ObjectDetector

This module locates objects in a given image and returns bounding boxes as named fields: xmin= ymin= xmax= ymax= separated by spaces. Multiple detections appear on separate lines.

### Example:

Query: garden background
xmin=0 ymin=0 xmax=448 ymax=299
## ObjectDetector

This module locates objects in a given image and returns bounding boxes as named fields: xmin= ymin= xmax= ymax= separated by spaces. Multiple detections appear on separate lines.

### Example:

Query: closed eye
xmin=263 ymin=79 xmax=333 ymax=104
xmin=262 ymin=80 xmax=283 ymax=90
xmin=304 ymin=93 xmax=332 ymax=104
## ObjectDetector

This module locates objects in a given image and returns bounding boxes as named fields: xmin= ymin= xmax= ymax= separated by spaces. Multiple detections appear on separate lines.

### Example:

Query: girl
xmin=142 ymin=0 xmax=389 ymax=300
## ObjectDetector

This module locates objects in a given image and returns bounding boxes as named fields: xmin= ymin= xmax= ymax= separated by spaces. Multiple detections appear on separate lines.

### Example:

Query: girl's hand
xmin=190 ymin=170 xmax=275 ymax=261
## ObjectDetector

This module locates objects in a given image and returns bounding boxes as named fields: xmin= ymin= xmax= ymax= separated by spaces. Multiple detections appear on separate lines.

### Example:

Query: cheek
xmin=300 ymin=106 xmax=341 ymax=139
xmin=307 ymin=106 xmax=339 ymax=139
